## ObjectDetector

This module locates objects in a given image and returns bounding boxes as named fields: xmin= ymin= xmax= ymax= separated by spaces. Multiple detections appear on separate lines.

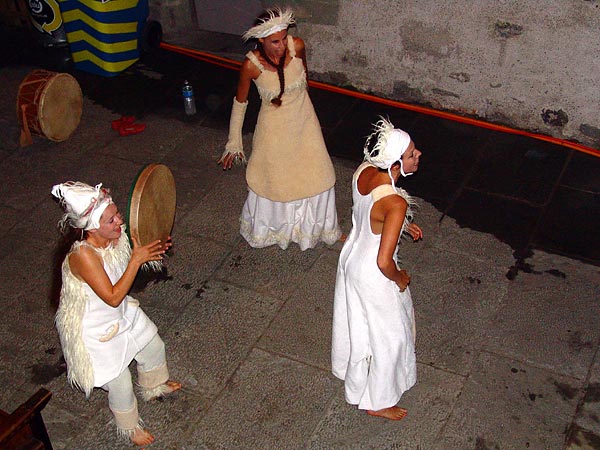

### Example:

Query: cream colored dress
xmin=241 ymin=35 xmax=341 ymax=250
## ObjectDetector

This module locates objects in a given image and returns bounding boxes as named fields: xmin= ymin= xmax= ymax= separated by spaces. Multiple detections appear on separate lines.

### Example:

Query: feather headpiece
xmin=364 ymin=117 xmax=413 ymax=178
xmin=242 ymin=7 xmax=295 ymax=41
xmin=52 ymin=181 xmax=113 ymax=231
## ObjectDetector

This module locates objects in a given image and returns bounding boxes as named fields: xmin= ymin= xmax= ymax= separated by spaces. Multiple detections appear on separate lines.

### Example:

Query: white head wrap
xmin=242 ymin=7 xmax=295 ymax=41
xmin=51 ymin=181 xmax=113 ymax=231
xmin=364 ymin=117 xmax=413 ymax=185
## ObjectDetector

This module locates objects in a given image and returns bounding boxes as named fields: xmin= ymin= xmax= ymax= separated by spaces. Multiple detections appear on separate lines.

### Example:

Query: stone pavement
xmin=0 ymin=61 xmax=599 ymax=449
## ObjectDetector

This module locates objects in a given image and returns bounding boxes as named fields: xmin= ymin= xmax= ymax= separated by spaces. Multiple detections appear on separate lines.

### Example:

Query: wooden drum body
xmin=127 ymin=164 xmax=176 ymax=248
xmin=16 ymin=69 xmax=83 ymax=146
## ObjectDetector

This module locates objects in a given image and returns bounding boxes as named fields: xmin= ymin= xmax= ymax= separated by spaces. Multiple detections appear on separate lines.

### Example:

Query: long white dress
xmin=56 ymin=230 xmax=158 ymax=397
xmin=331 ymin=162 xmax=417 ymax=411
xmin=240 ymin=35 xmax=341 ymax=250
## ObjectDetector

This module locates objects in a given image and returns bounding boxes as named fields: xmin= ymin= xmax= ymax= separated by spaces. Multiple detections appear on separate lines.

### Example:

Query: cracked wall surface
xmin=156 ymin=0 xmax=600 ymax=149
xmin=300 ymin=0 xmax=600 ymax=149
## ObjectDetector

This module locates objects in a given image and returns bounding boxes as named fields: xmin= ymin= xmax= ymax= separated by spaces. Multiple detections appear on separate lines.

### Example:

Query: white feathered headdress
xmin=52 ymin=181 xmax=113 ymax=231
xmin=242 ymin=7 xmax=295 ymax=41
xmin=364 ymin=117 xmax=413 ymax=178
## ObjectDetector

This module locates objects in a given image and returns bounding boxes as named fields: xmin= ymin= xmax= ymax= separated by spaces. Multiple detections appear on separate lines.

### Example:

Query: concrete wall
xmin=193 ymin=0 xmax=262 ymax=34
xmin=154 ymin=0 xmax=600 ymax=149
xmin=149 ymin=0 xmax=198 ymax=42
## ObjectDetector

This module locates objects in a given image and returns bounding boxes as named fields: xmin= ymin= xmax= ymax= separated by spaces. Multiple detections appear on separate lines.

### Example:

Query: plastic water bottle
xmin=182 ymin=80 xmax=197 ymax=115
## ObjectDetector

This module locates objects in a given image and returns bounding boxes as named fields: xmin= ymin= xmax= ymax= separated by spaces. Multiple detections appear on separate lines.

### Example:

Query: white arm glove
xmin=219 ymin=97 xmax=248 ymax=166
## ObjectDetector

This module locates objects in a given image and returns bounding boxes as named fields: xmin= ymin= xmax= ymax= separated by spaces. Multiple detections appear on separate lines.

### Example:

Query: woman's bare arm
xmin=70 ymin=238 xmax=167 ymax=307
xmin=376 ymin=197 xmax=411 ymax=290
xmin=235 ymin=58 xmax=258 ymax=103
xmin=294 ymin=36 xmax=308 ymax=73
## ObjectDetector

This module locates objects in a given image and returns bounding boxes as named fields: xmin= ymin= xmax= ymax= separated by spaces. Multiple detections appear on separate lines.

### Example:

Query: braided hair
xmin=257 ymin=42 xmax=286 ymax=106
xmin=253 ymin=9 xmax=294 ymax=107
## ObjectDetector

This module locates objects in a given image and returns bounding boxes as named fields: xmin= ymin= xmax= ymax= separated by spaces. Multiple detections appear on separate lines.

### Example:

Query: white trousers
xmin=102 ymin=334 xmax=168 ymax=431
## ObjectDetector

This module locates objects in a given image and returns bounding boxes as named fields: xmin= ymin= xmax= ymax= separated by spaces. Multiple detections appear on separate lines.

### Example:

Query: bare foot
xmin=131 ymin=427 xmax=154 ymax=446
xmin=164 ymin=380 xmax=182 ymax=395
xmin=367 ymin=406 xmax=408 ymax=420
xmin=142 ymin=380 xmax=183 ymax=402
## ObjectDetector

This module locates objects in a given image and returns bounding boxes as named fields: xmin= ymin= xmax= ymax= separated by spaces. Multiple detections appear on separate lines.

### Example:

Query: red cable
xmin=160 ymin=42 xmax=599 ymax=158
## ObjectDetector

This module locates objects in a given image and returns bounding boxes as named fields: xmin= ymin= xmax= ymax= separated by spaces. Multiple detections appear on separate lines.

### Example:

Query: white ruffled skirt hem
xmin=240 ymin=187 xmax=341 ymax=251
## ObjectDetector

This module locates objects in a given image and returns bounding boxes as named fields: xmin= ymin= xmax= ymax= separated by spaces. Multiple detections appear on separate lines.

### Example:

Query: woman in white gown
xmin=219 ymin=7 xmax=342 ymax=250
xmin=332 ymin=118 xmax=423 ymax=420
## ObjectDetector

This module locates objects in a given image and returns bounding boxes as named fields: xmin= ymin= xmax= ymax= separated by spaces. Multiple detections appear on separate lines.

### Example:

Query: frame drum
xmin=127 ymin=164 xmax=176 ymax=248
xmin=16 ymin=69 xmax=83 ymax=146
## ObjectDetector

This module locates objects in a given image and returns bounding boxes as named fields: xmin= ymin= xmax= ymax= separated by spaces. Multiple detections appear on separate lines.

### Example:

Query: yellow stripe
xmin=41 ymin=0 xmax=63 ymax=33
xmin=76 ymin=0 xmax=139 ymax=13
xmin=66 ymin=30 xmax=138 ymax=53
xmin=62 ymin=9 xmax=138 ymax=34
xmin=71 ymin=50 xmax=138 ymax=73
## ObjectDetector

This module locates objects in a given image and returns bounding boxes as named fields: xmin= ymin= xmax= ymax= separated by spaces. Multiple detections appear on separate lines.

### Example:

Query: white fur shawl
xmin=55 ymin=233 xmax=131 ymax=397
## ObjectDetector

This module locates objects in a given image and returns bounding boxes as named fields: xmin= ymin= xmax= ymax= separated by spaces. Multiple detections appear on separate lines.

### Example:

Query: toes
xmin=166 ymin=380 xmax=182 ymax=392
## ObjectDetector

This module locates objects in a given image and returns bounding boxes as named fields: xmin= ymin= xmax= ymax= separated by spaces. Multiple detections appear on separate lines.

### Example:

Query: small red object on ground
xmin=118 ymin=123 xmax=146 ymax=136
xmin=111 ymin=116 xmax=136 ymax=130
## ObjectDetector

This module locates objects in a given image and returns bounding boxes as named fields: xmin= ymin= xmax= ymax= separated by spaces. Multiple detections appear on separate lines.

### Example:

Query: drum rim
xmin=16 ymin=70 xmax=83 ymax=142
xmin=39 ymin=73 xmax=83 ymax=141
xmin=16 ymin=69 xmax=59 ymax=127
xmin=126 ymin=163 xmax=176 ymax=246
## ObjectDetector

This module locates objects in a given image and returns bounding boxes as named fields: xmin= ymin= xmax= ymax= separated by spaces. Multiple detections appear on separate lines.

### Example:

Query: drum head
xmin=39 ymin=73 xmax=82 ymax=141
xmin=127 ymin=164 xmax=176 ymax=247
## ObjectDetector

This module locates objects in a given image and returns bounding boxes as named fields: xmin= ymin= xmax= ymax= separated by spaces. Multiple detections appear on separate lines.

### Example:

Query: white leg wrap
xmin=219 ymin=97 xmax=248 ymax=165
xmin=111 ymin=397 xmax=144 ymax=439
xmin=138 ymin=362 xmax=170 ymax=401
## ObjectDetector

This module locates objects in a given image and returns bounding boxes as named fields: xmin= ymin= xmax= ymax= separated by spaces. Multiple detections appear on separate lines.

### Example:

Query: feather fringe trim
xmin=242 ymin=7 xmax=295 ymax=41
xmin=141 ymin=260 xmax=164 ymax=272
xmin=55 ymin=232 xmax=133 ymax=397
xmin=96 ymin=229 xmax=131 ymax=273
xmin=139 ymin=382 xmax=174 ymax=402
xmin=364 ymin=118 xmax=395 ymax=161
xmin=394 ymin=189 xmax=419 ymax=266
xmin=396 ymin=186 xmax=418 ymax=234
xmin=55 ymin=250 xmax=95 ymax=398
xmin=256 ymin=73 xmax=306 ymax=103
xmin=115 ymin=418 xmax=146 ymax=441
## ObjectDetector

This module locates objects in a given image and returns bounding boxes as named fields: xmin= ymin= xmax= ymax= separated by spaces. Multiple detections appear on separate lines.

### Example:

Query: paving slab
xmin=213 ymin=239 xmax=322 ymax=300
xmin=0 ymin=244 xmax=55 ymax=301
xmin=571 ymin=351 xmax=600 ymax=443
xmin=161 ymin=128 xmax=234 ymax=214
xmin=310 ymin=363 xmax=465 ymax=450
xmin=436 ymin=351 xmax=582 ymax=449
xmin=409 ymin=244 xmax=510 ymax=376
xmin=133 ymin=233 xmax=233 ymax=312
xmin=186 ymin=348 xmax=338 ymax=449
xmin=482 ymin=268 xmax=600 ymax=380
xmin=176 ymin=171 xmax=250 ymax=244
xmin=258 ymin=253 xmax=339 ymax=370
xmin=162 ymin=280 xmax=284 ymax=400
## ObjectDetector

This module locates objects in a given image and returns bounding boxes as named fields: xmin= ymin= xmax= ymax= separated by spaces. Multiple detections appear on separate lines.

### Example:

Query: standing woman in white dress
xmin=219 ymin=7 xmax=342 ymax=250
xmin=332 ymin=118 xmax=423 ymax=420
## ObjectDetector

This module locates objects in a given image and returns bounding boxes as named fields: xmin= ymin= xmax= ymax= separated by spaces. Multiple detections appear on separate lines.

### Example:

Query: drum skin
xmin=127 ymin=164 xmax=176 ymax=247
xmin=17 ymin=69 xmax=83 ymax=142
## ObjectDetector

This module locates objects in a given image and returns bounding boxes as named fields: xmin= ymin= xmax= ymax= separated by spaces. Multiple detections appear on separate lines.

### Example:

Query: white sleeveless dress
xmin=332 ymin=162 xmax=417 ymax=410
xmin=56 ymin=231 xmax=158 ymax=396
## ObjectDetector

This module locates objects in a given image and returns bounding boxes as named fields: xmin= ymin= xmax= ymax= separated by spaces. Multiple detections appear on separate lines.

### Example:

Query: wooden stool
xmin=0 ymin=388 xmax=53 ymax=449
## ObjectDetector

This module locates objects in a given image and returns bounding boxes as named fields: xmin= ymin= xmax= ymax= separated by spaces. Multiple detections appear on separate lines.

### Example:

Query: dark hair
xmin=257 ymin=42 xmax=286 ymax=106
xmin=254 ymin=9 xmax=293 ymax=107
